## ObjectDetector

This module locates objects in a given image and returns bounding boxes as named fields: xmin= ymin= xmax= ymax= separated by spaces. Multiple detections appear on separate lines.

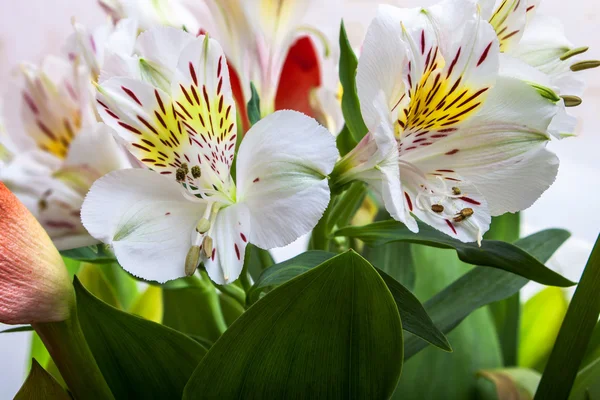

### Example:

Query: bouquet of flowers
xmin=1 ymin=0 xmax=599 ymax=398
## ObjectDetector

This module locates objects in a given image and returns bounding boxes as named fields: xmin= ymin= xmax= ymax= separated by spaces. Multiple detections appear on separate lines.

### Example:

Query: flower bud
xmin=0 ymin=183 xmax=74 ymax=324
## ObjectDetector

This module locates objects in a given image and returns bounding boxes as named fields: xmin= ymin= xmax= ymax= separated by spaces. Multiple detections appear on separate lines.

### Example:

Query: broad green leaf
xmin=364 ymin=242 xmax=416 ymax=291
xmin=336 ymin=124 xmax=358 ymax=156
xmin=28 ymin=333 xmax=50 ymax=377
xmin=335 ymin=220 xmax=574 ymax=286
xmin=519 ymin=287 xmax=568 ymax=370
xmin=404 ymin=229 xmax=571 ymax=359
xmin=219 ymin=293 xmax=245 ymax=326
xmin=246 ymin=82 xmax=260 ymax=126
xmin=60 ymin=244 xmax=116 ymax=264
xmin=486 ymin=213 xmax=521 ymax=366
xmin=14 ymin=359 xmax=70 ymax=400
xmin=339 ymin=22 xmax=368 ymax=141
xmin=183 ymin=250 xmax=403 ymax=399
xmin=99 ymin=263 xmax=139 ymax=310
xmin=248 ymin=251 xmax=333 ymax=303
xmin=75 ymin=277 xmax=207 ymax=399
xmin=377 ymin=268 xmax=451 ymax=352
xmin=129 ymin=285 xmax=163 ymax=323
xmin=476 ymin=368 xmax=541 ymax=400
xmin=249 ymin=250 xmax=449 ymax=350
xmin=162 ymin=276 xmax=227 ymax=342
xmin=393 ymin=245 xmax=503 ymax=399
xmin=77 ymin=263 xmax=121 ymax=308
xmin=535 ymin=234 xmax=600 ymax=400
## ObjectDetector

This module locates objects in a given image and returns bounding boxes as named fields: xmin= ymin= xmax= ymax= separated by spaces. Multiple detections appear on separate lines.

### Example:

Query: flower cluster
xmin=0 ymin=0 xmax=596 ymax=286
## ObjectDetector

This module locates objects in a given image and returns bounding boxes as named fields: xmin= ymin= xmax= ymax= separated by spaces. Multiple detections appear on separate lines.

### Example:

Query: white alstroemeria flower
xmin=83 ymin=34 xmax=338 ymax=284
xmin=66 ymin=18 xmax=138 ymax=81
xmin=332 ymin=1 xmax=561 ymax=244
xmin=479 ymin=0 xmax=599 ymax=136
xmin=0 ymin=56 xmax=130 ymax=249
xmin=98 ymin=0 xmax=199 ymax=32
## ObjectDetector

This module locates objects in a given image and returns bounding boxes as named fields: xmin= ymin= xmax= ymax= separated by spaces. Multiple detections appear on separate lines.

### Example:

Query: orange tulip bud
xmin=0 ymin=183 xmax=74 ymax=324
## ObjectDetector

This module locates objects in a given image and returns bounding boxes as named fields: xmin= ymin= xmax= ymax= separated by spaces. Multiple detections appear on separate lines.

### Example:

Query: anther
xmin=180 ymin=163 xmax=189 ymax=174
xmin=561 ymin=95 xmax=582 ymax=107
xmin=453 ymin=207 xmax=474 ymax=222
xmin=560 ymin=46 xmax=589 ymax=61
xmin=202 ymin=236 xmax=213 ymax=258
xmin=570 ymin=60 xmax=600 ymax=71
xmin=191 ymin=165 xmax=201 ymax=178
xmin=196 ymin=218 xmax=211 ymax=234
xmin=452 ymin=186 xmax=461 ymax=195
xmin=431 ymin=204 xmax=444 ymax=213
xmin=185 ymin=245 xmax=201 ymax=276
xmin=176 ymin=168 xmax=186 ymax=182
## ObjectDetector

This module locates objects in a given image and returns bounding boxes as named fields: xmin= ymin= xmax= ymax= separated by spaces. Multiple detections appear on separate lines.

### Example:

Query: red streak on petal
xmin=404 ymin=192 xmax=413 ymax=212
xmin=445 ymin=219 xmax=457 ymax=235
xmin=459 ymin=196 xmax=481 ymax=205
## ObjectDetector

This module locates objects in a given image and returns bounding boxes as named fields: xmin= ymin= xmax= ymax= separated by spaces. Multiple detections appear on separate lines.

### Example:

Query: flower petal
xmin=81 ymin=169 xmax=207 ymax=282
xmin=170 ymin=35 xmax=238 ymax=189
xmin=203 ymin=203 xmax=250 ymax=284
xmin=402 ymin=75 xmax=557 ymax=215
xmin=235 ymin=110 xmax=338 ymax=248
xmin=487 ymin=0 xmax=527 ymax=52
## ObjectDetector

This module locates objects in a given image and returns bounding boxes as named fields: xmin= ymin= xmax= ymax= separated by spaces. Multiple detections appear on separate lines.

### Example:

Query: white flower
xmin=98 ymin=0 xmax=343 ymax=130
xmin=0 ymin=56 xmax=130 ymax=249
xmin=479 ymin=0 xmax=599 ymax=136
xmin=332 ymin=0 xmax=561 ymax=244
xmin=98 ymin=0 xmax=199 ymax=32
xmin=82 ymin=34 xmax=338 ymax=284
xmin=66 ymin=18 xmax=138 ymax=81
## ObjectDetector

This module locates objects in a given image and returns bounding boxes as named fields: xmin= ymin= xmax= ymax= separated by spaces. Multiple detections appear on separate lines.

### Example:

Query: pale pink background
xmin=0 ymin=0 xmax=598 ymax=397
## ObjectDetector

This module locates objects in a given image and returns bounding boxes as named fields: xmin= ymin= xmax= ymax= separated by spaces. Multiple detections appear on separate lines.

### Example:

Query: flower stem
xmin=194 ymin=271 xmax=228 ymax=335
xmin=32 ymin=307 xmax=114 ymax=400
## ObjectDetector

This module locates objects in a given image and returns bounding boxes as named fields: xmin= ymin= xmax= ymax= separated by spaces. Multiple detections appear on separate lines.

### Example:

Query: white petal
xmin=135 ymin=26 xmax=195 ymax=81
xmin=81 ymin=169 xmax=207 ymax=282
xmin=235 ymin=110 xmax=338 ymax=248
xmin=203 ymin=203 xmax=250 ymax=285
xmin=469 ymin=147 xmax=558 ymax=215
xmin=356 ymin=5 xmax=409 ymax=132
xmin=64 ymin=122 xmax=131 ymax=175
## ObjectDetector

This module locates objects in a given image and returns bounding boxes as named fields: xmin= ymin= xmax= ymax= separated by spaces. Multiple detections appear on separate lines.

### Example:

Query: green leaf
xmin=75 ymin=277 xmax=207 ymax=399
xmin=535 ymin=234 xmax=600 ymax=400
xmin=183 ymin=250 xmax=403 ymax=399
xmin=14 ymin=359 xmax=70 ymax=400
xmin=99 ymin=262 xmax=139 ymax=310
xmin=335 ymin=124 xmax=358 ymax=156
xmin=570 ymin=353 xmax=600 ymax=399
xmin=377 ymin=268 xmax=451 ymax=352
xmin=335 ymin=220 xmax=574 ymax=287
xmin=129 ymin=285 xmax=163 ymax=323
xmin=162 ymin=276 xmax=227 ymax=342
xmin=581 ymin=321 xmax=600 ymax=371
xmin=248 ymin=250 xmax=333 ymax=304
xmin=364 ymin=242 xmax=416 ymax=291
xmin=249 ymin=250 xmax=449 ymax=352
xmin=404 ymin=229 xmax=571 ymax=359
xmin=218 ymin=293 xmax=245 ymax=326
xmin=243 ymin=243 xmax=274 ymax=281
xmin=60 ymin=244 xmax=116 ymax=264
xmin=476 ymin=368 xmax=541 ymax=400
xmin=77 ymin=263 xmax=121 ymax=308
xmin=486 ymin=213 xmax=521 ymax=366
xmin=519 ymin=287 xmax=568 ymax=370
xmin=394 ymin=246 xmax=503 ymax=399
xmin=326 ymin=181 xmax=366 ymax=232
xmin=246 ymin=82 xmax=261 ymax=126
xmin=338 ymin=21 xmax=368 ymax=141
xmin=0 ymin=325 xmax=32 ymax=333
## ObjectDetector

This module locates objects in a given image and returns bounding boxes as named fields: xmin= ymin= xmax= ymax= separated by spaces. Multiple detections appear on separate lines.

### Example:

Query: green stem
xmin=32 ymin=308 xmax=114 ymax=400
xmin=194 ymin=272 xmax=228 ymax=335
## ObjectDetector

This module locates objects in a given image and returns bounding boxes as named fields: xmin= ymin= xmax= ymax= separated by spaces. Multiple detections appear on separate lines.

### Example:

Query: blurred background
xmin=0 ymin=0 xmax=598 ymax=397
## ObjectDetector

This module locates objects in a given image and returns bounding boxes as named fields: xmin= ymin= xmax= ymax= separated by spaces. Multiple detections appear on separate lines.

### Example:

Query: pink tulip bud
xmin=0 ymin=183 xmax=74 ymax=324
